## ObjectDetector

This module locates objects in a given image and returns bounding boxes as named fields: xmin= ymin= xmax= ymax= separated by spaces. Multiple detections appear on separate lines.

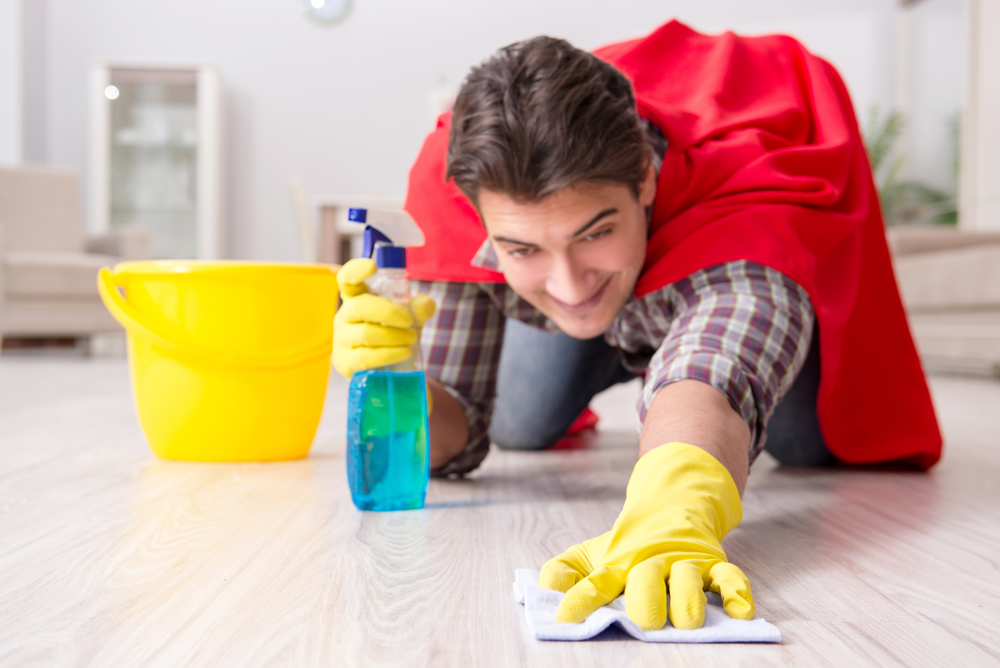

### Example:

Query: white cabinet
xmin=89 ymin=64 xmax=224 ymax=259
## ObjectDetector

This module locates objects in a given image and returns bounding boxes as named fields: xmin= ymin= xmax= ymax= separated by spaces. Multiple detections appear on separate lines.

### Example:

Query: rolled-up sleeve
xmin=412 ymin=280 xmax=506 ymax=476
xmin=637 ymin=262 xmax=815 ymax=463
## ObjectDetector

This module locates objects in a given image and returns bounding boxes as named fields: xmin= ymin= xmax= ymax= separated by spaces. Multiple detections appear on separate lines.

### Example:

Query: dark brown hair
xmin=445 ymin=36 xmax=649 ymax=207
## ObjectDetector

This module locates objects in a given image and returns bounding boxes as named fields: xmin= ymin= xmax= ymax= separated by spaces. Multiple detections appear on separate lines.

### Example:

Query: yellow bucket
xmin=98 ymin=261 xmax=339 ymax=462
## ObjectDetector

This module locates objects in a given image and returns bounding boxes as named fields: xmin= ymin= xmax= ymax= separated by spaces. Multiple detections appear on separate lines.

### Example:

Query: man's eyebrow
xmin=490 ymin=208 xmax=618 ymax=247
xmin=572 ymin=208 xmax=618 ymax=237
xmin=491 ymin=236 xmax=537 ymax=247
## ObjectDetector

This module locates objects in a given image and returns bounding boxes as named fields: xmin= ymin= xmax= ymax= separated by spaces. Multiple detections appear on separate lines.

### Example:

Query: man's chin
xmin=536 ymin=289 xmax=632 ymax=340
xmin=546 ymin=311 xmax=615 ymax=340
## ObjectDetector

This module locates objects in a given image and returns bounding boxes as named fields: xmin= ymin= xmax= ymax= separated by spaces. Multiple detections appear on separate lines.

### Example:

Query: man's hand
xmin=332 ymin=258 xmax=436 ymax=378
xmin=538 ymin=442 xmax=754 ymax=630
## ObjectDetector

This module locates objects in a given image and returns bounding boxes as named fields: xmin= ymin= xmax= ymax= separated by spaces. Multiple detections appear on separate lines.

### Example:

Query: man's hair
xmin=445 ymin=36 xmax=649 ymax=208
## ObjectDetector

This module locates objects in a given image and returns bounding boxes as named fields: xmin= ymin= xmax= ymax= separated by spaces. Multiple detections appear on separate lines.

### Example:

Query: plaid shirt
xmin=411 ymin=118 xmax=814 ymax=476
xmin=414 ymin=259 xmax=814 ymax=477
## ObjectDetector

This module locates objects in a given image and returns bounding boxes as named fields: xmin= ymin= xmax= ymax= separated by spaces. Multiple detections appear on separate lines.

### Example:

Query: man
xmin=332 ymin=21 xmax=942 ymax=631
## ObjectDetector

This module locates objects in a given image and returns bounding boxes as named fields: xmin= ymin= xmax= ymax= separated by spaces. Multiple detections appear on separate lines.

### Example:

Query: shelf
xmin=112 ymin=143 xmax=197 ymax=150
xmin=111 ymin=207 xmax=196 ymax=215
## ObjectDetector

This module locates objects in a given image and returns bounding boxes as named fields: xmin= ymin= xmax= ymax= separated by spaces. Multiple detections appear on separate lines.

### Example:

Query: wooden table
xmin=1 ymin=358 xmax=999 ymax=666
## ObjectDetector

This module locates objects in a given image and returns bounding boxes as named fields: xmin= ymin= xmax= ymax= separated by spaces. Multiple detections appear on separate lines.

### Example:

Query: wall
xmin=960 ymin=0 xmax=1000 ymax=230
xmin=31 ymin=0 xmax=923 ymax=259
xmin=901 ymin=0 xmax=964 ymax=192
xmin=0 ymin=0 xmax=21 ymax=164
xmin=21 ymin=0 xmax=48 ymax=163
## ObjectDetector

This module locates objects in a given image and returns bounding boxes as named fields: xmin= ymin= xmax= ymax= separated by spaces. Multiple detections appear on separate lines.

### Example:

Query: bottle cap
xmin=347 ymin=207 xmax=367 ymax=223
xmin=375 ymin=246 xmax=406 ymax=269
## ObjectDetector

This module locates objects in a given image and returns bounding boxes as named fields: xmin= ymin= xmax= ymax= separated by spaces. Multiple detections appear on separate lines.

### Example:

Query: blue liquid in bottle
xmin=346 ymin=369 xmax=430 ymax=511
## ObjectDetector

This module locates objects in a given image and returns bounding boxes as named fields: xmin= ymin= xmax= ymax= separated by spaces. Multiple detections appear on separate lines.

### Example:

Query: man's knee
xmin=764 ymin=321 xmax=834 ymax=466
xmin=763 ymin=430 xmax=835 ymax=466
xmin=489 ymin=414 xmax=565 ymax=451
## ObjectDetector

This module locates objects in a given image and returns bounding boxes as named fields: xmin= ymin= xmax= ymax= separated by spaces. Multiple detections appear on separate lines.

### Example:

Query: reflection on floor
xmin=0 ymin=358 xmax=998 ymax=667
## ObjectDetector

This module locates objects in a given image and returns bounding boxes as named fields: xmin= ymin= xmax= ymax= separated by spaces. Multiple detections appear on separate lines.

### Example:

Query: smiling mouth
xmin=548 ymin=277 xmax=612 ymax=316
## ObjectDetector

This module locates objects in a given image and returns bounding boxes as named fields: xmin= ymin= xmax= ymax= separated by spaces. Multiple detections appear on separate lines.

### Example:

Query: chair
xmin=0 ymin=165 xmax=152 ymax=347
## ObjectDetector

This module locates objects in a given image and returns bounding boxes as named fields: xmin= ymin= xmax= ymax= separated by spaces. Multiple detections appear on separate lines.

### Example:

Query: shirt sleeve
xmin=411 ymin=279 xmax=506 ymax=477
xmin=638 ymin=261 xmax=815 ymax=463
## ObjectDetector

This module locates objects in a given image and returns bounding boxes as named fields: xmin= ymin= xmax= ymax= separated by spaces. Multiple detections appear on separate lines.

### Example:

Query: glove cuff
xmin=627 ymin=442 xmax=744 ymax=538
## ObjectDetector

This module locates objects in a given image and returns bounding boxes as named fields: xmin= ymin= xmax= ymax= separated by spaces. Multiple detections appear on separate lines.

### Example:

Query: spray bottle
xmin=345 ymin=207 xmax=430 ymax=511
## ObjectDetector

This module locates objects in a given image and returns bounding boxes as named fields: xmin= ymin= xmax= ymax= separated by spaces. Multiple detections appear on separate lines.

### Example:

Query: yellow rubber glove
xmin=539 ymin=442 xmax=754 ymax=631
xmin=332 ymin=258 xmax=437 ymax=379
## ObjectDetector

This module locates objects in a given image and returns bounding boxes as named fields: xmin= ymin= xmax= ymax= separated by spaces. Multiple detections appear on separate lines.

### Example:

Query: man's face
xmin=478 ymin=166 xmax=656 ymax=340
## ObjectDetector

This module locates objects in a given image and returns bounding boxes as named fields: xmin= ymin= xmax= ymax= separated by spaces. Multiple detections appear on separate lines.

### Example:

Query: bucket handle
xmin=98 ymin=267 xmax=332 ymax=369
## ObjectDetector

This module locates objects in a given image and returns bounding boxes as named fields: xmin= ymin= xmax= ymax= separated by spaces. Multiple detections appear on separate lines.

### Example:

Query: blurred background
xmin=0 ymin=0 xmax=976 ymax=258
xmin=1 ymin=0 xmax=998 ymax=375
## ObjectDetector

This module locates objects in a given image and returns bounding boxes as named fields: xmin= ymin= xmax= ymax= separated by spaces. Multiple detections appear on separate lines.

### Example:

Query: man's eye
xmin=584 ymin=228 xmax=612 ymax=241
xmin=508 ymin=247 xmax=536 ymax=258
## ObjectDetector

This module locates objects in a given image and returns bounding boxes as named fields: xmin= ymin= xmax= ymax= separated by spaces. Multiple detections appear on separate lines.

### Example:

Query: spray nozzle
xmin=349 ymin=207 xmax=408 ymax=269
xmin=362 ymin=226 xmax=393 ymax=260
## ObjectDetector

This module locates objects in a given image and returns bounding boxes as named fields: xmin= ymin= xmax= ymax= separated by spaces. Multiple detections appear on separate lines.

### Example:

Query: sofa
xmin=0 ymin=166 xmax=151 ymax=345
xmin=890 ymin=226 xmax=1000 ymax=376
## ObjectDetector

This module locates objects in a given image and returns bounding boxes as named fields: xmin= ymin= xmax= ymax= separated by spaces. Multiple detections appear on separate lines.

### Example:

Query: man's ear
xmin=638 ymin=161 xmax=657 ymax=208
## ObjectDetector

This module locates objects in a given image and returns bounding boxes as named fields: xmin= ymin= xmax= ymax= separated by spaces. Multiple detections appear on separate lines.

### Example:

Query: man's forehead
xmin=479 ymin=183 xmax=632 ymax=235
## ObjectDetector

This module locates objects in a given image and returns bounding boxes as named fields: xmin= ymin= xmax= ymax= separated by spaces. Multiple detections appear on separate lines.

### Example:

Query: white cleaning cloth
xmin=513 ymin=569 xmax=781 ymax=643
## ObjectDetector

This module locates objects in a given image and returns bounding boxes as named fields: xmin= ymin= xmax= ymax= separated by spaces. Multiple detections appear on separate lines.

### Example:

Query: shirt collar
xmin=471 ymin=237 xmax=502 ymax=272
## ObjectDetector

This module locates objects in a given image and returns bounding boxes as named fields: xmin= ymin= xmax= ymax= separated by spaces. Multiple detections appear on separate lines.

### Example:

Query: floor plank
xmin=1 ymin=358 xmax=999 ymax=667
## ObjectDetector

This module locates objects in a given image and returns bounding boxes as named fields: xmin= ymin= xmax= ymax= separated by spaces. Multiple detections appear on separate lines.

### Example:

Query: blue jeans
xmin=489 ymin=320 xmax=636 ymax=450
xmin=489 ymin=319 xmax=834 ymax=466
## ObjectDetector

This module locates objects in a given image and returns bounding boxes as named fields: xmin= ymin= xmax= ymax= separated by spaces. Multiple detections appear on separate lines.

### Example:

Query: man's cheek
xmin=502 ymin=265 xmax=543 ymax=295
xmin=583 ymin=239 xmax=640 ymax=274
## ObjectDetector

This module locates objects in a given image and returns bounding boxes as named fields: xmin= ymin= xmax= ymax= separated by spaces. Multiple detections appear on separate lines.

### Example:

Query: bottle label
xmin=346 ymin=370 xmax=430 ymax=511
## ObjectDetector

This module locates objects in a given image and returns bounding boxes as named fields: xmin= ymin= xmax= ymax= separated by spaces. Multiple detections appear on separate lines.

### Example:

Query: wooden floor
xmin=1 ymin=356 xmax=999 ymax=667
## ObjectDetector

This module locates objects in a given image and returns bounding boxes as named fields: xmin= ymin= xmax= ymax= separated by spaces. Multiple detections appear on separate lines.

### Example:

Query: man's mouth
xmin=548 ymin=277 xmax=612 ymax=316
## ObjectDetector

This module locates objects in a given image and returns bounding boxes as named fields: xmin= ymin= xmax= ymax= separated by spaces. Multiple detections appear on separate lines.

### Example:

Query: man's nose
xmin=544 ymin=254 xmax=597 ymax=305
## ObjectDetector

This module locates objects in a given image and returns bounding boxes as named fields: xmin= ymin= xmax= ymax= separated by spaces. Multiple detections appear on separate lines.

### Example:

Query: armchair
xmin=890 ymin=226 xmax=1000 ymax=376
xmin=0 ymin=166 xmax=152 ymax=345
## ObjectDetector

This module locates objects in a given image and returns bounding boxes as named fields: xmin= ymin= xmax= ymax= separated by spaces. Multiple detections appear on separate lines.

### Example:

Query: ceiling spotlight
xmin=297 ymin=0 xmax=351 ymax=25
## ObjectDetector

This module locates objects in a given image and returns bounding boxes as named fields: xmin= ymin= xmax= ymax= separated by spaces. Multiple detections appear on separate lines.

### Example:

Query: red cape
xmin=404 ymin=20 xmax=942 ymax=469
